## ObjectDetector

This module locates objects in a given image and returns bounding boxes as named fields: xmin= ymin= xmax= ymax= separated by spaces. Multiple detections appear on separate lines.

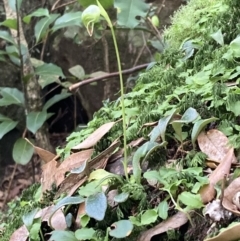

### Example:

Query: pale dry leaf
xmin=54 ymin=149 xmax=94 ymax=186
xmin=56 ymin=142 xmax=119 ymax=197
xmin=200 ymin=148 xmax=234 ymax=203
xmin=25 ymin=138 xmax=56 ymax=163
xmin=75 ymin=202 xmax=86 ymax=228
xmin=72 ymin=122 xmax=115 ymax=150
xmin=41 ymin=159 xmax=59 ymax=192
xmin=10 ymin=225 xmax=29 ymax=241
xmin=204 ymin=222 xmax=240 ymax=241
xmin=37 ymin=206 xmax=67 ymax=230
xmin=222 ymin=177 xmax=240 ymax=216
xmin=137 ymin=212 xmax=188 ymax=241
xmin=197 ymin=130 xmax=237 ymax=163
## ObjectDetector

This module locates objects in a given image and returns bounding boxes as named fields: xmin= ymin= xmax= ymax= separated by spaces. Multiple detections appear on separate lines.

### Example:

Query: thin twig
xmin=69 ymin=63 xmax=149 ymax=91
xmin=2 ymin=164 xmax=18 ymax=208
xmin=52 ymin=0 xmax=77 ymax=11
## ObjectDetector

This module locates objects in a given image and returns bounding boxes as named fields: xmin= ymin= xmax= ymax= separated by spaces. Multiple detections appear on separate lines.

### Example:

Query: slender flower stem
xmin=109 ymin=26 xmax=129 ymax=181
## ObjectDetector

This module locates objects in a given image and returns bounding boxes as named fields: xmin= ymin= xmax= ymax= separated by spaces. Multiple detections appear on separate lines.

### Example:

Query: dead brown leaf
xmin=36 ymin=206 xmax=67 ymax=230
xmin=10 ymin=225 xmax=29 ymax=241
xmin=25 ymin=138 xmax=56 ymax=163
xmin=137 ymin=211 xmax=188 ymax=241
xmin=197 ymin=130 xmax=237 ymax=163
xmin=204 ymin=222 xmax=240 ymax=241
xmin=200 ymin=148 xmax=234 ymax=203
xmin=55 ymin=141 xmax=120 ymax=197
xmin=222 ymin=177 xmax=240 ymax=216
xmin=54 ymin=149 xmax=94 ymax=186
xmin=72 ymin=122 xmax=115 ymax=150
xmin=41 ymin=159 xmax=59 ymax=192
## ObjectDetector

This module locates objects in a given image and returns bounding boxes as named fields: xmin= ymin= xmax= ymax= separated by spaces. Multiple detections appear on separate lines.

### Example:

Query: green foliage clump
xmin=0 ymin=184 xmax=41 ymax=241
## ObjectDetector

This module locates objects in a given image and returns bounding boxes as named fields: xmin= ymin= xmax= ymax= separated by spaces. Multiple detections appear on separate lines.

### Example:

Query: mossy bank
xmin=2 ymin=0 xmax=240 ymax=240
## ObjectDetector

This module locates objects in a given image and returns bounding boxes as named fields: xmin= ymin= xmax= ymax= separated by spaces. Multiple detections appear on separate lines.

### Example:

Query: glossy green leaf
xmin=34 ymin=14 xmax=59 ymax=43
xmin=171 ymin=107 xmax=199 ymax=142
xmin=43 ymin=91 xmax=72 ymax=110
xmin=191 ymin=117 xmax=218 ymax=147
xmin=86 ymin=192 xmax=107 ymax=221
xmin=29 ymin=222 xmax=41 ymax=240
xmin=0 ymin=30 xmax=15 ymax=45
xmin=35 ymin=63 xmax=65 ymax=77
xmin=0 ymin=19 xmax=17 ymax=29
xmin=150 ymin=109 xmax=178 ymax=142
xmin=78 ymin=180 xmax=102 ymax=197
xmin=210 ymin=29 xmax=224 ymax=46
xmin=13 ymin=138 xmax=34 ymax=165
xmin=0 ymin=87 xmax=24 ymax=106
xmin=22 ymin=208 xmax=40 ymax=230
xmin=141 ymin=209 xmax=158 ymax=225
xmin=52 ymin=12 xmax=82 ymax=32
xmin=80 ymin=215 xmax=90 ymax=227
xmin=23 ymin=8 xmax=49 ymax=24
xmin=178 ymin=192 xmax=204 ymax=208
xmin=114 ymin=192 xmax=129 ymax=203
xmin=69 ymin=65 xmax=85 ymax=80
xmin=79 ymin=0 xmax=113 ymax=9
xmin=143 ymin=170 xmax=161 ymax=182
xmin=75 ymin=228 xmax=95 ymax=240
xmin=5 ymin=45 xmax=20 ymax=66
xmin=88 ymin=169 xmax=111 ymax=181
xmin=109 ymin=220 xmax=133 ymax=238
xmin=158 ymin=200 xmax=168 ymax=220
xmin=49 ymin=196 xmax=85 ymax=228
xmin=230 ymin=36 xmax=240 ymax=58
xmin=132 ymin=141 xmax=159 ymax=184
xmin=0 ymin=114 xmax=12 ymax=121
xmin=114 ymin=0 xmax=149 ymax=28
xmin=0 ymin=120 xmax=18 ymax=139
xmin=26 ymin=111 xmax=47 ymax=134
xmin=50 ymin=231 xmax=78 ymax=241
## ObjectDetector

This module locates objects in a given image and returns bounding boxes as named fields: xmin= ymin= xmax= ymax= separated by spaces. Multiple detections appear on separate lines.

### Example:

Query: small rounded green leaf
xmin=75 ymin=228 xmax=95 ymax=240
xmin=109 ymin=220 xmax=133 ymax=238
xmin=13 ymin=138 xmax=34 ymax=165
xmin=151 ymin=15 xmax=159 ymax=27
xmin=86 ymin=192 xmax=107 ymax=221
xmin=191 ymin=117 xmax=218 ymax=147
xmin=0 ymin=87 xmax=24 ymax=106
xmin=158 ymin=200 xmax=168 ymax=220
xmin=50 ymin=231 xmax=78 ymax=241
xmin=68 ymin=65 xmax=85 ymax=80
xmin=0 ymin=120 xmax=18 ymax=139
xmin=27 ymin=111 xmax=47 ymax=134
xmin=82 ymin=5 xmax=101 ymax=36
xmin=141 ymin=209 xmax=158 ymax=225
xmin=178 ymin=192 xmax=204 ymax=209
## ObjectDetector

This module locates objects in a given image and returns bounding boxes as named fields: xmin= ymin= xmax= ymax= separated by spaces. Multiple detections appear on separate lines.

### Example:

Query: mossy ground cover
xmin=2 ymin=0 xmax=240 ymax=240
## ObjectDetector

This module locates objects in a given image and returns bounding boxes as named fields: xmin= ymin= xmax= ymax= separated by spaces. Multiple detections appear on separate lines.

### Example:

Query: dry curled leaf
xmin=54 ymin=149 xmax=94 ymax=186
xmin=222 ymin=177 xmax=240 ymax=216
xmin=72 ymin=122 xmax=115 ymax=150
xmin=197 ymin=130 xmax=237 ymax=163
xmin=25 ymin=138 xmax=56 ymax=163
xmin=10 ymin=225 xmax=29 ymax=241
xmin=137 ymin=212 xmax=188 ymax=241
xmin=204 ymin=222 xmax=240 ymax=241
xmin=200 ymin=148 xmax=234 ymax=203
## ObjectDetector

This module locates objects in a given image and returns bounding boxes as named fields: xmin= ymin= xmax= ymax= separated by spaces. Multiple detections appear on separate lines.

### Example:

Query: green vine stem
xmin=82 ymin=2 xmax=129 ymax=181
